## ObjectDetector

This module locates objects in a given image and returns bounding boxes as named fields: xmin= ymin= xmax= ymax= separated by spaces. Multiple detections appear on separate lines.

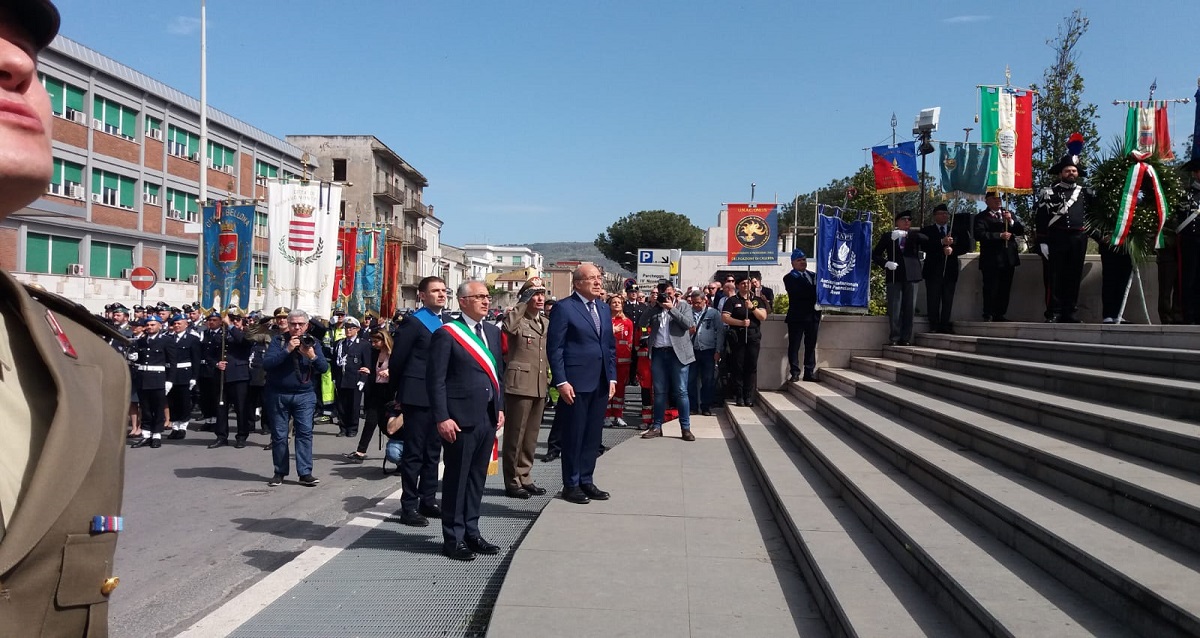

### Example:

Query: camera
xmin=299 ymin=334 xmax=316 ymax=348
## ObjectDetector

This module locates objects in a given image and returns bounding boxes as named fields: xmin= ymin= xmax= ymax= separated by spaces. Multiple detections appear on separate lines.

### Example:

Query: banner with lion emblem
xmin=815 ymin=206 xmax=872 ymax=310
xmin=264 ymin=181 xmax=342 ymax=319
xmin=726 ymin=203 xmax=778 ymax=265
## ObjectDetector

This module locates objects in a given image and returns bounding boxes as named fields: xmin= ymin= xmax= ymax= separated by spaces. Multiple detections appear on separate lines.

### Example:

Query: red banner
xmin=381 ymin=240 xmax=402 ymax=318
xmin=332 ymin=226 xmax=357 ymax=306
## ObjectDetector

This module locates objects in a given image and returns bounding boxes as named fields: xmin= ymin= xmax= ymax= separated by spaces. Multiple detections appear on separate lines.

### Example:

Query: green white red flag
xmin=979 ymin=86 xmax=1033 ymax=194
xmin=1123 ymin=103 xmax=1174 ymax=160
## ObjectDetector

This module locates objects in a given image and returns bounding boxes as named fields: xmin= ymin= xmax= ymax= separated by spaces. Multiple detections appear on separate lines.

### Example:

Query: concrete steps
xmin=733 ymin=326 xmax=1200 ymax=636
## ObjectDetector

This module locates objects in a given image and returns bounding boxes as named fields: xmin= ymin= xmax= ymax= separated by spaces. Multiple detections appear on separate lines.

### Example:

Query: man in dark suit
xmin=427 ymin=280 xmax=505 ymax=561
xmin=974 ymin=191 xmax=1025 ymax=321
xmin=391 ymin=277 xmax=450 ymax=526
xmin=547 ymin=264 xmax=618 ymax=504
xmin=872 ymin=211 xmax=927 ymax=345
xmin=782 ymin=249 xmax=820 ymax=382
xmin=920 ymin=204 xmax=972 ymax=333
xmin=210 ymin=308 xmax=255 ymax=448
xmin=331 ymin=316 xmax=371 ymax=438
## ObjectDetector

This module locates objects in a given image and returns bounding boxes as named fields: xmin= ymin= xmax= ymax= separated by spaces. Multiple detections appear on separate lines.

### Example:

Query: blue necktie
xmin=475 ymin=322 xmax=486 ymax=348
xmin=587 ymin=300 xmax=601 ymax=334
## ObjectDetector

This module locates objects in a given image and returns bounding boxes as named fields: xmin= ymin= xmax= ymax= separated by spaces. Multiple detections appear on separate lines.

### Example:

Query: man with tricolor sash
xmin=427 ymin=280 xmax=506 ymax=561
xmin=391 ymin=277 xmax=451 ymax=527
xmin=1035 ymin=134 xmax=1093 ymax=323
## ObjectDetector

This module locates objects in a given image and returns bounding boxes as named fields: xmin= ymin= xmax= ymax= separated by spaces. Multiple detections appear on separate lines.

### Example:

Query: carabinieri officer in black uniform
xmin=1034 ymin=133 xmax=1093 ymax=323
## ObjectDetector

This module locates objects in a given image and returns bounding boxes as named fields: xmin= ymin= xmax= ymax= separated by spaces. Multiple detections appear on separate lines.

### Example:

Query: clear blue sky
xmin=54 ymin=0 xmax=1200 ymax=246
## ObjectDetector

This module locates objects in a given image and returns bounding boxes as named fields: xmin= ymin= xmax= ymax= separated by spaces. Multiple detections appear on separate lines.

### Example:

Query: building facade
xmin=462 ymin=244 xmax=543 ymax=277
xmin=1 ymin=37 xmax=311 ymax=311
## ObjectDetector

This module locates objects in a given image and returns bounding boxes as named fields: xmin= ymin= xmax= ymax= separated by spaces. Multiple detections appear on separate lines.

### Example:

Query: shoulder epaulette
xmin=22 ymin=284 xmax=129 ymax=345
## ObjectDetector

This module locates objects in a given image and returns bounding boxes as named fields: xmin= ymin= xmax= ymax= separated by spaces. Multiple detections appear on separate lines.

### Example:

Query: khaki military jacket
xmin=501 ymin=304 xmax=548 ymax=399
xmin=0 ymin=271 xmax=129 ymax=638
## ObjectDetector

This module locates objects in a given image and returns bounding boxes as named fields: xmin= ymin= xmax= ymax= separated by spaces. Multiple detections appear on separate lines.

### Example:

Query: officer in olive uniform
xmin=1179 ymin=156 xmax=1200 ymax=324
xmin=0 ymin=5 xmax=131 ymax=632
xmin=500 ymin=278 xmax=551 ymax=499
xmin=164 ymin=313 xmax=202 ymax=439
xmin=1034 ymin=135 xmax=1093 ymax=323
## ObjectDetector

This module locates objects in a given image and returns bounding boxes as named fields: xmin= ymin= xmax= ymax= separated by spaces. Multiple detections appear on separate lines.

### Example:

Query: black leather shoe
xmin=561 ymin=487 xmax=591 ymax=504
xmin=399 ymin=510 xmax=429 ymax=527
xmin=234 ymin=439 xmax=247 ymax=449
xmin=743 ymin=398 xmax=756 ymax=408
xmin=149 ymin=438 xmax=162 ymax=449
xmin=506 ymin=487 xmax=531 ymax=499
xmin=167 ymin=430 xmax=186 ymax=440
xmin=523 ymin=483 xmax=547 ymax=496
xmin=130 ymin=437 xmax=152 ymax=448
xmin=734 ymin=398 xmax=745 ymax=407
xmin=207 ymin=438 xmax=228 ymax=449
xmin=465 ymin=536 xmax=500 ymax=555
xmin=680 ymin=429 xmax=696 ymax=442
xmin=298 ymin=474 xmax=320 ymax=487
xmin=788 ymin=373 xmax=801 ymax=382
xmin=580 ymin=484 xmax=610 ymax=500
xmin=992 ymin=316 xmax=1009 ymax=322
xmin=541 ymin=449 xmax=561 ymax=463
xmin=896 ymin=340 xmax=911 ymax=346
xmin=418 ymin=503 xmax=442 ymax=518
xmin=803 ymin=374 xmax=817 ymax=382
xmin=443 ymin=541 xmax=476 ymax=561
xmin=1060 ymin=316 xmax=1082 ymax=324
xmin=700 ymin=409 xmax=714 ymax=417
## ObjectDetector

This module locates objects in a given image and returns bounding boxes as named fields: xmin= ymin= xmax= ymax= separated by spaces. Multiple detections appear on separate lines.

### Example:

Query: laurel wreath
xmin=1087 ymin=152 xmax=1185 ymax=264
xmin=277 ymin=236 xmax=325 ymax=266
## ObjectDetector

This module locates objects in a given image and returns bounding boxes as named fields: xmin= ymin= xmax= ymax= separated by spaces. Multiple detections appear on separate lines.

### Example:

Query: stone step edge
xmin=825 ymin=364 xmax=1200 ymax=554
xmin=756 ymin=390 xmax=1100 ymax=638
xmin=916 ymin=332 xmax=1200 ymax=361
xmin=789 ymin=380 xmax=1200 ymax=638
xmin=726 ymin=403 xmax=951 ymax=638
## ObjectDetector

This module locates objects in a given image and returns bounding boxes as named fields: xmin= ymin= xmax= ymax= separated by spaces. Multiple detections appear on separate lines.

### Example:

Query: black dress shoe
xmin=803 ymin=374 xmax=817 ymax=382
xmin=443 ymin=541 xmax=476 ymax=561
xmin=701 ymin=409 xmax=714 ymax=417
xmin=149 ymin=438 xmax=162 ymax=449
xmin=788 ymin=373 xmax=801 ymax=382
xmin=419 ymin=503 xmax=442 ymax=518
xmin=580 ymin=484 xmax=610 ymax=500
xmin=561 ymin=486 xmax=591 ymax=504
xmin=166 ymin=430 xmax=186 ymax=440
xmin=897 ymin=340 xmax=911 ymax=346
xmin=734 ymin=398 xmax=745 ymax=407
xmin=130 ymin=437 xmax=152 ymax=448
xmin=207 ymin=438 xmax=228 ymax=449
xmin=541 ymin=450 xmax=561 ymax=463
xmin=743 ymin=399 xmax=756 ymax=408
xmin=399 ymin=510 xmax=429 ymax=527
xmin=992 ymin=316 xmax=1009 ymax=322
xmin=465 ymin=536 xmax=500 ymax=555
xmin=233 ymin=439 xmax=247 ymax=449
xmin=523 ymin=483 xmax=547 ymax=496
xmin=506 ymin=487 xmax=531 ymax=499
xmin=1060 ymin=316 xmax=1082 ymax=324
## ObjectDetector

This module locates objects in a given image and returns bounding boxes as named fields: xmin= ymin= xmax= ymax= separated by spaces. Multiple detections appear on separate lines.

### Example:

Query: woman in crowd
xmin=345 ymin=328 xmax=393 ymax=463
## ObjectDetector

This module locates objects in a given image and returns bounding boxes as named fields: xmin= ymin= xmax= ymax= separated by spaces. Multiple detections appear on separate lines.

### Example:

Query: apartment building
xmin=462 ymin=244 xmax=544 ymax=277
xmin=0 ymin=37 xmax=313 ymax=311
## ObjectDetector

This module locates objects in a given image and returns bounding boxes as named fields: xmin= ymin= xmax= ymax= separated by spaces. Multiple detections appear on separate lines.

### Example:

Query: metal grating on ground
xmin=228 ymin=406 xmax=641 ymax=638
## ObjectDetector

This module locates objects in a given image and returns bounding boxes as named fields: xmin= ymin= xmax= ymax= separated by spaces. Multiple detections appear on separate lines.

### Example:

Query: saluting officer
xmin=164 ymin=313 xmax=202 ymax=439
xmin=1035 ymin=133 xmax=1093 ymax=323
xmin=131 ymin=316 xmax=170 ymax=448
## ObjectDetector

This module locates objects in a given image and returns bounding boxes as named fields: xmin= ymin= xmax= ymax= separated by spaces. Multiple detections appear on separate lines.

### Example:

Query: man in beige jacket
xmin=500 ymin=278 xmax=551 ymax=498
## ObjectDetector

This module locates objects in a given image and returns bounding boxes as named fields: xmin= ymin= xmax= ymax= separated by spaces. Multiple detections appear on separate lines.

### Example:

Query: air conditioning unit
xmin=92 ymin=118 xmax=103 ymax=130
xmin=147 ymin=128 xmax=163 ymax=141
xmin=169 ymin=209 xmax=184 ymax=220
xmin=187 ymin=275 xmax=199 ymax=284
xmin=90 ymin=193 xmax=101 ymax=203
xmin=190 ymin=152 xmax=200 ymax=162
xmin=120 ymin=268 xmax=134 ymax=278
xmin=221 ymin=165 xmax=234 ymax=174
xmin=143 ymin=193 xmax=160 ymax=205
xmin=67 ymin=184 xmax=83 ymax=199
xmin=66 ymin=263 xmax=84 ymax=275
xmin=67 ymin=109 xmax=85 ymax=124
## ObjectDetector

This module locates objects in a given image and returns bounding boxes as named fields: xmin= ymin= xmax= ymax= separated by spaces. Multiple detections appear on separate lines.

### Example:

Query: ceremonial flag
xmin=381 ymin=240 xmax=402 ymax=319
xmin=265 ymin=181 xmax=342 ymax=319
xmin=1123 ymin=103 xmax=1174 ymax=160
xmin=332 ymin=225 xmax=357 ymax=308
xmin=980 ymin=86 xmax=1033 ymax=193
xmin=726 ymin=203 xmax=779 ymax=265
xmin=200 ymin=202 xmax=254 ymax=312
xmin=938 ymin=142 xmax=993 ymax=199
xmin=871 ymin=142 xmax=920 ymax=194
xmin=815 ymin=206 xmax=872 ymax=311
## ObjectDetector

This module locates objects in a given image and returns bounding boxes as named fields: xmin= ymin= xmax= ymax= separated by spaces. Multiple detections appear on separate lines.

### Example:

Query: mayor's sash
xmin=441 ymin=321 xmax=503 ymax=476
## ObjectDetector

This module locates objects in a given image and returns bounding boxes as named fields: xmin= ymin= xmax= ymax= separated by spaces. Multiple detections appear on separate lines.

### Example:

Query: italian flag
xmin=1123 ymin=104 xmax=1174 ymax=160
xmin=980 ymin=86 xmax=1033 ymax=194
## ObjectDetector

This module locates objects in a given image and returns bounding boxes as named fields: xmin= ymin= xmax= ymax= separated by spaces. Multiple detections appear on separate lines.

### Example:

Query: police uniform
xmin=164 ymin=315 xmax=202 ymax=439
xmin=197 ymin=315 xmax=223 ymax=427
xmin=722 ymin=291 xmax=766 ymax=406
xmin=1035 ymin=140 xmax=1093 ymax=322
xmin=130 ymin=319 xmax=170 ymax=447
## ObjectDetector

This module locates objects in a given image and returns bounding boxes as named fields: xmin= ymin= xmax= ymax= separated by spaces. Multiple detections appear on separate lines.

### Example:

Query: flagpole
xmin=197 ymin=0 xmax=208 ymax=307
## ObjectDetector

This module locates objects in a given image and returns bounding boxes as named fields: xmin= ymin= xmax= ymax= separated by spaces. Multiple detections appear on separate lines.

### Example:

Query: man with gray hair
xmin=262 ymin=309 xmax=329 ymax=487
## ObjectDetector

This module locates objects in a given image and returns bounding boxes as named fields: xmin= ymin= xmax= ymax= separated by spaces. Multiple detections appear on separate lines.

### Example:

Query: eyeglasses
xmin=287 ymin=321 xmax=307 ymax=326
xmin=462 ymin=294 xmax=491 ymax=301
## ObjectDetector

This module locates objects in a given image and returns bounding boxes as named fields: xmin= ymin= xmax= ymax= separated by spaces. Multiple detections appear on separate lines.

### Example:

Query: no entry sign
xmin=129 ymin=266 xmax=157 ymax=291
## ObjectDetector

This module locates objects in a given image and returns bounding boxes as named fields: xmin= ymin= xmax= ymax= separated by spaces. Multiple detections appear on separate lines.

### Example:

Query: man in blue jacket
xmin=263 ymin=309 xmax=329 ymax=487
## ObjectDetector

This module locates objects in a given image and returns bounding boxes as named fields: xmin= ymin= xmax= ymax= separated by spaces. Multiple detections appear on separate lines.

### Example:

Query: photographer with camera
xmin=637 ymin=282 xmax=696 ymax=441
xmin=262 ymin=309 xmax=330 ymax=487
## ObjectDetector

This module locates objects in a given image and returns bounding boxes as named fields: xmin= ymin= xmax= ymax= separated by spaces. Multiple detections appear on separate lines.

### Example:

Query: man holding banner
xmin=782 ymin=249 xmax=819 ymax=382
xmin=872 ymin=212 xmax=926 ymax=345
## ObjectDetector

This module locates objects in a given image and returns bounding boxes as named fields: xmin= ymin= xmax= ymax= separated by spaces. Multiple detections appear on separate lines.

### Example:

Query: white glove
xmin=189 ymin=379 xmax=197 ymax=390
xmin=1039 ymin=243 xmax=1049 ymax=258
xmin=890 ymin=229 xmax=907 ymax=240
xmin=884 ymin=261 xmax=899 ymax=271
xmin=165 ymin=382 xmax=173 ymax=394
xmin=127 ymin=351 xmax=139 ymax=362
xmin=357 ymin=381 xmax=365 ymax=392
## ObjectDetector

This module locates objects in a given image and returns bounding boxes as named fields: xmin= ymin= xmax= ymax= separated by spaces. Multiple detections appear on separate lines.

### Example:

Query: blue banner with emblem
xmin=351 ymin=225 xmax=386 ymax=318
xmin=815 ymin=205 xmax=872 ymax=310
xmin=201 ymin=203 xmax=255 ymax=312
xmin=726 ymin=203 xmax=779 ymax=265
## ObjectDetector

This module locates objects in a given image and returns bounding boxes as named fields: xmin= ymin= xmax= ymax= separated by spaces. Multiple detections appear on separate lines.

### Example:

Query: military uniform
xmin=1180 ymin=180 xmax=1200 ymax=324
xmin=1036 ymin=137 xmax=1093 ymax=323
xmin=164 ymin=319 xmax=202 ymax=439
xmin=130 ymin=323 xmax=170 ymax=446
xmin=500 ymin=299 xmax=549 ymax=495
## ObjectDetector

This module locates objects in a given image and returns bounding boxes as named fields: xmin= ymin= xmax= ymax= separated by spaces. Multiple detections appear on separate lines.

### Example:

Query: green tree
xmin=1028 ymin=9 xmax=1100 ymax=190
xmin=594 ymin=210 xmax=704 ymax=271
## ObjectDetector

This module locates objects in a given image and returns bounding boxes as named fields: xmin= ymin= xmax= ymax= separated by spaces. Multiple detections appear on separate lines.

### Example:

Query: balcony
xmin=400 ymin=229 xmax=427 ymax=252
xmin=373 ymin=181 xmax=404 ymax=205
xmin=403 ymin=199 xmax=431 ymax=217
xmin=399 ymin=272 xmax=422 ymax=288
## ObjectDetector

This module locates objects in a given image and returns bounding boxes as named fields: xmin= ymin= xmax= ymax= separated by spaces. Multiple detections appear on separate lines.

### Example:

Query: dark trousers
xmin=1182 ymin=236 xmax=1200 ymax=323
xmin=559 ymin=379 xmax=606 ymax=489
xmin=924 ymin=275 xmax=958 ymax=330
xmin=400 ymin=405 xmax=441 ymax=512
xmin=546 ymin=407 xmax=562 ymax=456
xmin=786 ymin=317 xmax=820 ymax=376
xmin=139 ymin=388 xmax=167 ymax=434
xmin=725 ymin=334 xmax=760 ymax=402
xmin=246 ymin=383 xmax=264 ymax=426
xmin=335 ymin=385 xmax=363 ymax=435
xmin=1099 ymin=246 xmax=1134 ymax=320
xmin=167 ymin=384 xmax=192 ymax=424
xmin=356 ymin=382 xmax=391 ymax=454
xmin=1046 ymin=231 xmax=1087 ymax=319
xmin=885 ymin=282 xmax=917 ymax=343
xmin=198 ymin=376 xmax=220 ymax=419
xmin=980 ymin=267 xmax=1015 ymax=319
xmin=215 ymin=381 xmax=250 ymax=441
xmin=688 ymin=349 xmax=717 ymax=411
xmin=440 ymin=420 xmax=495 ymax=544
